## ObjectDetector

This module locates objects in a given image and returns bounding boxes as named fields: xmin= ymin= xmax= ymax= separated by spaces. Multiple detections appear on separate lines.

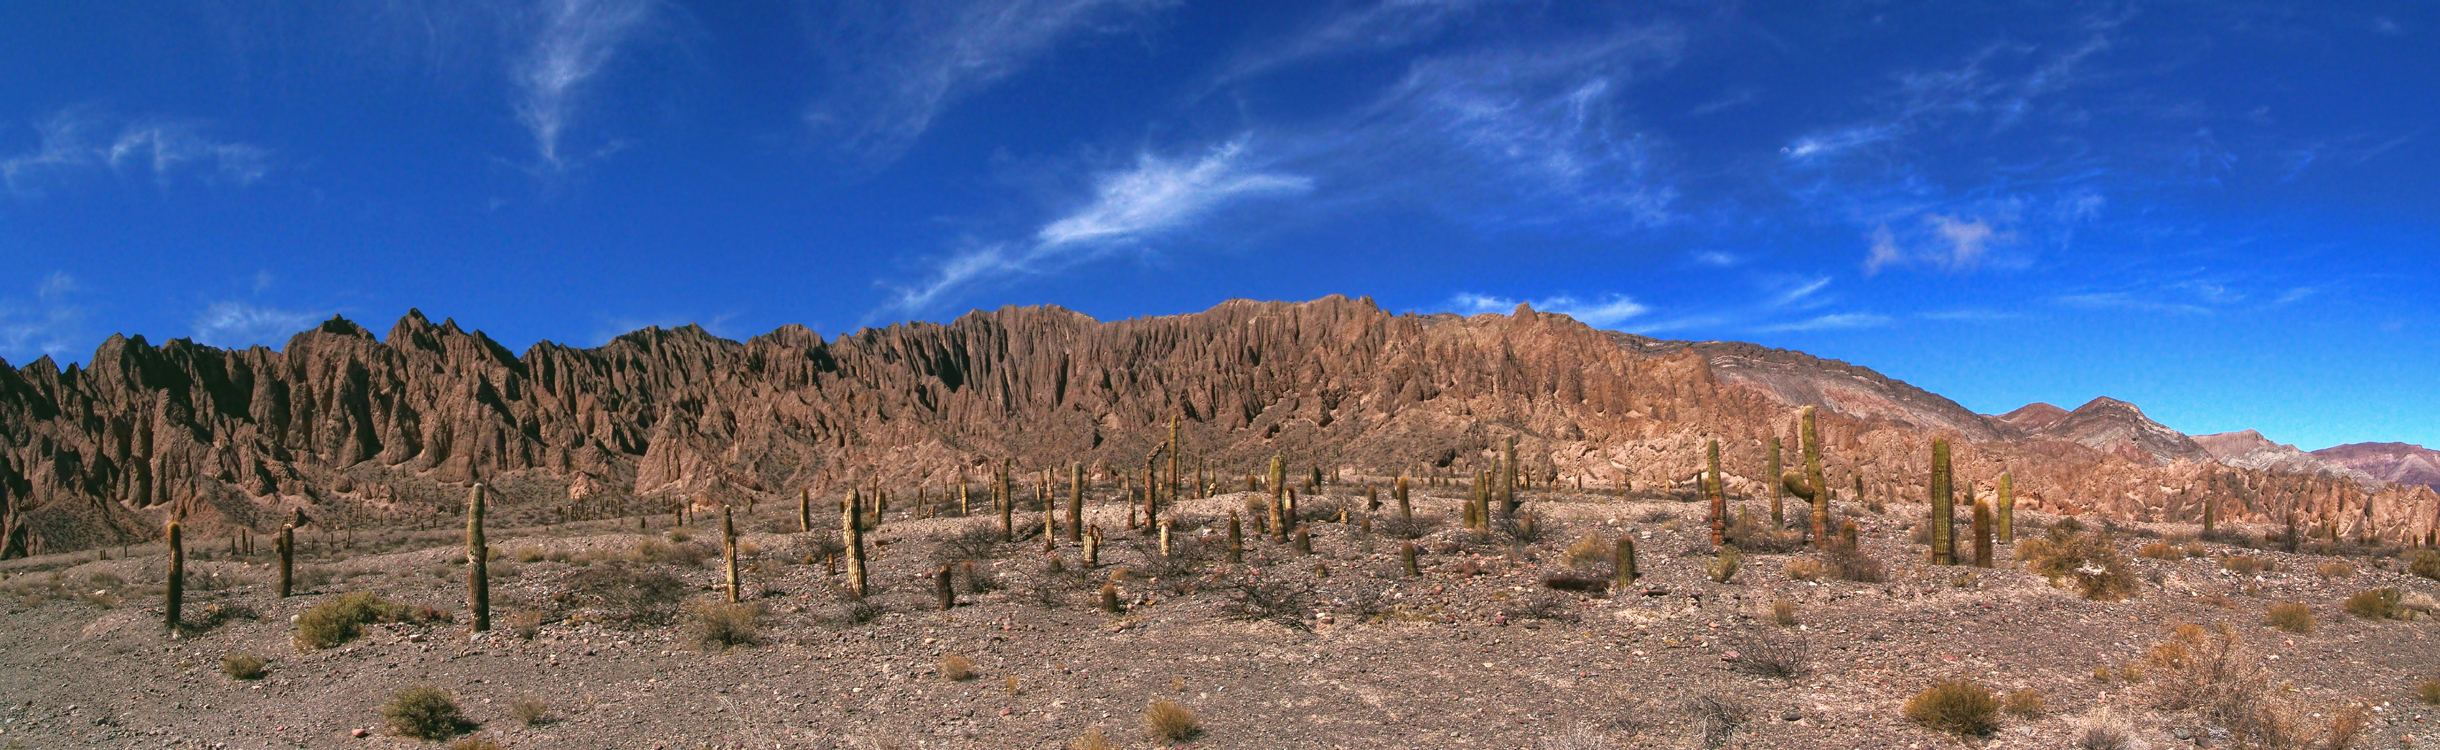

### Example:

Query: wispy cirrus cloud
xmin=0 ymin=272 xmax=91 ymax=363
xmin=805 ymin=0 xmax=1177 ymax=173
xmin=192 ymin=301 xmax=329 ymax=349
xmin=1217 ymin=0 xmax=1505 ymax=84
xmin=2 ymin=110 xmax=269 ymax=197
xmin=512 ymin=0 xmax=666 ymax=172
xmin=1444 ymin=292 xmax=1647 ymax=328
xmin=1752 ymin=312 xmax=1892 ymax=333
xmin=879 ymin=136 xmax=1310 ymax=317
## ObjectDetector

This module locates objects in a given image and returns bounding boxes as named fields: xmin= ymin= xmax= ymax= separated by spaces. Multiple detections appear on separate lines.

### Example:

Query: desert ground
xmin=4 ymin=483 xmax=2437 ymax=750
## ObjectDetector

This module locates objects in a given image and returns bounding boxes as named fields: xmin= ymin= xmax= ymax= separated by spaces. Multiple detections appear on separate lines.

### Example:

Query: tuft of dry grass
xmin=2411 ymin=550 xmax=2440 ymax=581
xmin=1904 ymin=680 xmax=1998 ymax=736
xmin=2019 ymin=526 xmax=2139 ymax=601
xmin=220 ymin=653 xmax=267 ymax=680
xmin=2316 ymin=562 xmax=2358 ymax=579
xmin=1768 ymin=598 xmax=1797 ymax=626
xmin=2141 ymin=622 xmax=2310 ymax=748
xmin=506 ymin=609 xmax=543 ymax=641
xmin=382 ymin=686 xmax=466 ymax=740
xmin=2266 ymin=602 xmax=2315 ymax=634
xmin=510 ymin=697 xmax=548 ymax=726
xmin=2001 ymin=689 xmax=2045 ymax=718
xmin=1069 ymin=728 xmax=1117 ymax=750
xmin=2073 ymin=709 xmax=2138 ymax=750
xmin=1144 ymin=700 xmax=1200 ymax=743
xmin=2345 ymin=588 xmax=2401 ymax=621
xmin=295 ymin=591 xmax=405 ymax=651
xmin=2222 ymin=555 xmax=2267 ymax=576
xmin=2417 ymin=680 xmax=2440 ymax=706
xmin=1562 ymin=533 xmax=1609 ymax=569
xmin=445 ymin=735 xmax=504 ymax=750
xmin=1783 ymin=557 xmax=1824 ymax=582
xmin=688 ymin=602 xmax=760 ymax=651
xmin=939 ymin=654 xmax=977 ymax=681
xmin=2138 ymin=541 xmax=2189 ymax=560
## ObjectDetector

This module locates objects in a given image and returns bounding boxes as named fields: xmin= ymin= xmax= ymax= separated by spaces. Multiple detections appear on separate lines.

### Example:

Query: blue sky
xmin=0 ymin=1 xmax=2433 ymax=450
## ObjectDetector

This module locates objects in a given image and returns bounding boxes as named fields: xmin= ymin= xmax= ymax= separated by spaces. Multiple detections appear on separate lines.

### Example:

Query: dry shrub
xmin=1070 ymin=728 xmax=1116 ymax=750
xmin=1768 ymin=598 xmax=1797 ymax=626
xmin=2020 ymin=526 xmax=2139 ymax=601
xmin=2141 ymin=622 xmax=2307 ymax=748
xmin=1826 ymin=544 xmax=1885 ymax=582
xmin=381 ymin=686 xmax=467 ymax=740
xmin=2316 ymin=562 xmax=2357 ymax=579
xmin=1784 ymin=557 xmax=1824 ymax=582
xmin=2001 ymin=689 xmax=2044 ymax=718
xmin=1689 ymin=693 xmax=1747 ymax=749
xmin=1727 ymin=514 xmax=1804 ymax=553
xmin=2417 ymin=680 xmax=2440 ymax=706
xmin=561 ymin=562 xmax=689 ymax=626
xmin=2325 ymin=703 xmax=2369 ymax=750
xmin=220 ymin=653 xmax=267 ymax=680
xmin=2223 ymin=555 xmax=2267 ymax=575
xmin=506 ymin=609 xmax=544 ymax=640
xmin=2412 ymin=550 xmax=2440 ymax=581
xmin=1143 ymin=700 xmax=1200 ymax=743
xmin=690 ymin=602 xmax=760 ymax=650
xmin=1563 ymin=533 xmax=1610 ymax=569
xmin=1904 ymin=680 xmax=1998 ymax=736
xmin=294 ymin=591 xmax=406 ymax=650
xmin=631 ymin=538 xmax=709 ymax=567
xmin=1730 ymin=630 xmax=1809 ymax=679
xmin=2345 ymin=589 xmax=2401 ymax=620
xmin=939 ymin=654 xmax=977 ymax=681
xmin=2073 ymin=709 xmax=2139 ymax=750
xmin=2266 ymin=602 xmax=2314 ymax=634
xmin=1218 ymin=574 xmax=1315 ymax=630
xmin=445 ymin=736 xmax=503 ymax=750
xmin=513 ymin=546 xmax=545 ymax=563
xmin=1706 ymin=546 xmax=1741 ymax=583
xmin=1376 ymin=514 xmax=1440 ymax=540
xmin=510 ymin=697 xmax=548 ymax=725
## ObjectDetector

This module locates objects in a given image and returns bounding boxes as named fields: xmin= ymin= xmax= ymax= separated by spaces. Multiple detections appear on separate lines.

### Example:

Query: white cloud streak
xmin=513 ymin=0 xmax=661 ymax=171
xmin=2 ymin=110 xmax=269 ymax=196
xmin=193 ymin=301 xmax=327 ymax=349
xmin=881 ymin=136 xmax=1310 ymax=317
xmin=1445 ymin=292 xmax=1648 ymax=328
xmin=805 ymin=0 xmax=1176 ymax=172
xmin=0 ymin=272 xmax=90 ymax=364
xmin=1753 ymin=312 xmax=1892 ymax=333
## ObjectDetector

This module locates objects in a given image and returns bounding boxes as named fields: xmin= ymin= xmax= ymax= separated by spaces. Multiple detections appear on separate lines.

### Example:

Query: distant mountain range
xmin=1 ymin=296 xmax=2432 ymax=557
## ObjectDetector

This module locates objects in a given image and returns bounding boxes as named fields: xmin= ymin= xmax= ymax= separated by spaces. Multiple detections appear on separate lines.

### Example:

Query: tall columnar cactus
xmin=1168 ymin=416 xmax=1182 ymax=509
xmin=799 ymin=487 xmax=812 ymax=533
xmin=1500 ymin=436 xmax=1519 ymax=515
xmin=1158 ymin=519 xmax=1174 ymax=557
xmin=1284 ymin=487 xmax=1300 ymax=530
xmin=998 ymin=463 xmax=1015 ymax=542
xmin=722 ymin=505 xmax=741 ymax=603
xmin=1767 ymin=437 xmax=1784 ymax=526
xmin=1779 ymin=407 xmax=1829 ymax=547
xmin=1067 ymin=463 xmax=1084 ymax=543
xmin=1143 ymin=453 xmax=1158 ymax=528
xmin=2202 ymin=490 xmax=2217 ymax=535
xmin=1930 ymin=439 xmax=1955 ymax=566
xmin=935 ymin=563 xmax=956 ymax=611
xmin=1401 ymin=541 xmax=1421 ymax=577
xmin=1395 ymin=476 xmax=1412 ymax=521
xmin=164 ymin=519 xmax=183 ymax=633
xmin=1364 ymin=485 xmax=1380 ymax=513
xmin=467 ymin=483 xmax=490 ymax=632
xmin=1707 ymin=439 xmax=1727 ymax=546
xmin=843 ymin=489 xmax=869 ymax=597
xmin=1972 ymin=498 xmax=1993 ymax=568
xmin=959 ymin=483 xmax=971 ymax=517
xmin=1615 ymin=535 xmax=1639 ymax=589
xmin=1998 ymin=473 xmax=2016 ymax=543
xmin=1084 ymin=524 xmax=1102 ymax=567
xmin=277 ymin=523 xmax=295 ymax=598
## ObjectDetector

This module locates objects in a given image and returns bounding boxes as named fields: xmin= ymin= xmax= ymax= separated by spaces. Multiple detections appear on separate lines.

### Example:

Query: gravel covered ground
xmin=6 ymin=487 xmax=2440 ymax=749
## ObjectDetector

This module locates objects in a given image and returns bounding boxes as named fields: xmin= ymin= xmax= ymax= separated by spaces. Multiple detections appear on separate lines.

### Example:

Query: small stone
xmin=1721 ymin=650 xmax=1740 ymax=661
xmin=1782 ymin=712 xmax=1802 ymax=722
xmin=2173 ymin=728 xmax=2192 ymax=740
xmin=351 ymin=728 xmax=369 ymax=738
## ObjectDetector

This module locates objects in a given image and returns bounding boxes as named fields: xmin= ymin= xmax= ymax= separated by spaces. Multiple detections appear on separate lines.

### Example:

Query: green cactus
xmin=277 ymin=524 xmax=295 ymax=598
xmin=1401 ymin=541 xmax=1420 ymax=577
xmin=1998 ymin=473 xmax=2016 ymax=543
xmin=1972 ymin=498 xmax=1993 ymax=568
xmin=799 ymin=487 xmax=812 ymax=533
xmin=722 ymin=505 xmax=741 ymax=603
xmin=164 ymin=519 xmax=183 ymax=633
xmin=843 ymin=490 xmax=869 ymax=597
xmin=1767 ymin=437 xmax=1783 ymax=526
xmin=1707 ymin=439 xmax=1727 ymax=546
xmin=468 ymin=483 xmax=490 ymax=632
xmin=1226 ymin=512 xmax=1243 ymax=564
xmin=1395 ymin=476 xmax=1412 ymax=521
xmin=1931 ymin=439 xmax=1954 ymax=566
xmin=1779 ymin=407 xmax=1830 ymax=547
xmin=1615 ymin=536 xmax=1639 ymax=588
xmin=1501 ymin=436 xmax=1519 ymax=515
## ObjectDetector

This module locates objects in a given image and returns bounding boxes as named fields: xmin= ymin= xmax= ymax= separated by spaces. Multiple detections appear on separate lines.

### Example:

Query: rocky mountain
xmin=2 ymin=296 xmax=2435 ymax=557
xmin=2314 ymin=443 xmax=2440 ymax=491
xmin=2193 ymin=430 xmax=2376 ymax=485
xmin=2011 ymin=397 xmax=2212 ymax=465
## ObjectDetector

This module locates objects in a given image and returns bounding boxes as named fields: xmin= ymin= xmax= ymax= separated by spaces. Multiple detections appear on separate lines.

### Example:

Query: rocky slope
xmin=2 ymin=296 xmax=2435 ymax=557
xmin=2195 ymin=430 xmax=2376 ymax=485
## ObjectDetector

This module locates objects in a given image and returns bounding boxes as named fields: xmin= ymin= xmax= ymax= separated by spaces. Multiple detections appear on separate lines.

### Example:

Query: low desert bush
xmin=381 ymin=686 xmax=467 ymax=740
xmin=2345 ymin=588 xmax=2401 ymax=620
xmin=2138 ymin=541 xmax=2189 ymax=560
xmin=1218 ymin=574 xmax=1315 ymax=630
xmin=2417 ymin=680 xmax=2440 ymax=706
xmin=689 ymin=602 xmax=760 ymax=651
xmin=1730 ymin=630 xmax=1809 ymax=679
xmin=2073 ymin=709 xmax=2138 ymax=750
xmin=934 ymin=521 xmax=1004 ymax=564
xmin=1727 ymin=514 xmax=1804 ymax=553
xmin=1070 ymin=728 xmax=1117 ymax=750
xmin=561 ymin=563 xmax=688 ymax=626
xmin=2019 ymin=525 xmax=2139 ymax=601
xmin=2142 ymin=622 xmax=2307 ymax=747
xmin=2411 ymin=550 xmax=2440 ymax=581
xmin=1707 ymin=546 xmax=1741 ymax=583
xmin=1143 ymin=700 xmax=1200 ymax=743
xmin=1784 ymin=557 xmax=1824 ymax=582
xmin=506 ymin=609 xmax=544 ymax=640
xmin=220 ymin=653 xmax=267 ymax=680
xmin=1689 ymin=693 xmax=1747 ymax=749
xmin=2316 ymin=561 xmax=2358 ymax=579
xmin=1904 ymin=680 xmax=1998 ymax=736
xmin=939 ymin=654 xmax=977 ymax=681
xmin=2001 ymin=689 xmax=2045 ymax=718
xmin=295 ymin=591 xmax=406 ymax=650
xmin=1826 ymin=545 xmax=1886 ymax=582
xmin=1563 ymin=533 xmax=1610 ymax=569
xmin=513 ymin=546 xmax=545 ymax=563
xmin=631 ymin=538 xmax=708 ymax=567
xmin=2266 ymin=602 xmax=2315 ymax=634
xmin=510 ymin=697 xmax=548 ymax=725
xmin=2222 ymin=555 xmax=2267 ymax=576
xmin=444 ymin=736 xmax=503 ymax=750
xmin=1769 ymin=598 xmax=1797 ymax=626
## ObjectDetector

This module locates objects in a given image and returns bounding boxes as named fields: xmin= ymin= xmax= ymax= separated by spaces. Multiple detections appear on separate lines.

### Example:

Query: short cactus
xmin=1931 ymin=439 xmax=1955 ymax=566
xmin=1972 ymin=499 xmax=1993 ymax=568
xmin=1615 ymin=536 xmax=1638 ymax=588
xmin=1401 ymin=542 xmax=1420 ymax=577
xmin=164 ymin=519 xmax=184 ymax=633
